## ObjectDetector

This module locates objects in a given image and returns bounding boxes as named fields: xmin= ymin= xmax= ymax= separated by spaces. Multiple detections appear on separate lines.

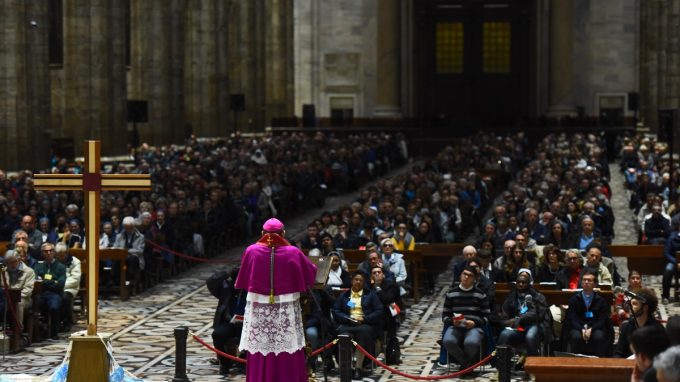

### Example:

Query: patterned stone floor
xmin=2 ymin=163 xmax=679 ymax=381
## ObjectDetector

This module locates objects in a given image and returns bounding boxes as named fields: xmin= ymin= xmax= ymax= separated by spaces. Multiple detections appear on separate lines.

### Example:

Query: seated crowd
xmin=0 ymin=132 xmax=408 ymax=344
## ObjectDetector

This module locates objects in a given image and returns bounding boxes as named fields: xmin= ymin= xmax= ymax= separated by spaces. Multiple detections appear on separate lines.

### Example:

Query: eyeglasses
xmin=516 ymin=280 xmax=528 ymax=284
xmin=382 ymin=244 xmax=393 ymax=247
xmin=567 ymin=257 xmax=579 ymax=261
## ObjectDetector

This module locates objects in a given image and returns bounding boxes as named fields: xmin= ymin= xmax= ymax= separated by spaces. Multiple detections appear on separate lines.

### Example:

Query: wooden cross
xmin=34 ymin=140 xmax=151 ymax=335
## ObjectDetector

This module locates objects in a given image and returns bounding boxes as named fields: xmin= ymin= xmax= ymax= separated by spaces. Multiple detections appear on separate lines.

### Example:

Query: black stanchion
xmin=171 ymin=326 xmax=191 ymax=382
xmin=496 ymin=345 xmax=512 ymax=382
xmin=338 ymin=334 xmax=352 ymax=382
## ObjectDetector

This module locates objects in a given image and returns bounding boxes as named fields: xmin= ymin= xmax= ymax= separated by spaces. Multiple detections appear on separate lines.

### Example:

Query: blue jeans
xmin=306 ymin=326 xmax=320 ymax=350
xmin=662 ymin=262 xmax=677 ymax=299
xmin=38 ymin=290 xmax=62 ymax=337
xmin=497 ymin=325 xmax=540 ymax=356
xmin=442 ymin=326 xmax=484 ymax=366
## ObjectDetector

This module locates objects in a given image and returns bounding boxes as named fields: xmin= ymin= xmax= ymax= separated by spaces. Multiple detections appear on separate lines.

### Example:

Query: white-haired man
xmin=1 ymin=250 xmax=35 ymax=327
xmin=55 ymin=242 xmax=81 ymax=332
xmin=114 ymin=216 xmax=146 ymax=290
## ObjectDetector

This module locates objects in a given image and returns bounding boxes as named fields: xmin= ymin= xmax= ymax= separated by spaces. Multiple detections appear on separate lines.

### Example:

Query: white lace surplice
xmin=239 ymin=292 xmax=306 ymax=356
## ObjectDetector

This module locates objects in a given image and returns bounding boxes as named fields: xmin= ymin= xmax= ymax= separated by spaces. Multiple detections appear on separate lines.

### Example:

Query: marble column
xmin=59 ymin=0 xmax=127 ymax=157
xmin=639 ymin=0 xmax=660 ymax=129
xmin=264 ymin=0 xmax=295 ymax=127
xmin=546 ymin=0 xmax=577 ymax=117
xmin=128 ymin=0 xmax=186 ymax=145
xmin=0 ymin=0 xmax=51 ymax=170
xmin=374 ymin=0 xmax=401 ymax=117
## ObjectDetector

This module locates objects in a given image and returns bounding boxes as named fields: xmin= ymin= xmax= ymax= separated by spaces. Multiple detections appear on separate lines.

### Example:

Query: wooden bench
xmin=69 ymin=248 xmax=129 ymax=301
xmin=342 ymin=249 xmax=423 ymax=301
xmin=524 ymin=356 xmax=634 ymax=382
xmin=609 ymin=244 xmax=665 ymax=275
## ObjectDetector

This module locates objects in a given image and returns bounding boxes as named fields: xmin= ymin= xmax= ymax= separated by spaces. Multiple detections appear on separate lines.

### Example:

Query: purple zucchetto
xmin=262 ymin=218 xmax=284 ymax=232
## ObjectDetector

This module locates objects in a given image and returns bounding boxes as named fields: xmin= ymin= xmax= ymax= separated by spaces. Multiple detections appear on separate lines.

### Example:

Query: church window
xmin=482 ymin=21 xmax=511 ymax=73
xmin=435 ymin=22 xmax=464 ymax=74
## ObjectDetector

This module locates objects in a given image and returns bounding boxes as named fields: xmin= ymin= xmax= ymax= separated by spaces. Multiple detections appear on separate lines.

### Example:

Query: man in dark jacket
xmin=613 ymin=288 xmax=663 ymax=358
xmin=662 ymin=228 xmax=680 ymax=304
xmin=566 ymin=271 xmax=612 ymax=356
xmin=496 ymin=269 xmax=551 ymax=357
xmin=207 ymin=267 xmax=246 ymax=375
xmin=33 ymin=242 xmax=66 ymax=340
xmin=643 ymin=204 xmax=670 ymax=244
xmin=369 ymin=265 xmax=401 ymax=364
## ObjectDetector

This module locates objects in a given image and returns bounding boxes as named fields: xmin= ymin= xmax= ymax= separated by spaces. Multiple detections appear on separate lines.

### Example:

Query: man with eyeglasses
xmin=556 ymin=249 xmax=585 ymax=289
xmin=379 ymin=238 xmax=407 ymax=294
xmin=33 ymin=242 xmax=66 ymax=340
xmin=565 ymin=270 xmax=611 ymax=356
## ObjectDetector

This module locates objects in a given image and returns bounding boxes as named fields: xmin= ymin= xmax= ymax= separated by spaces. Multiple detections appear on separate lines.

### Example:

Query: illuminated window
xmin=483 ymin=21 xmax=511 ymax=73
xmin=436 ymin=23 xmax=464 ymax=74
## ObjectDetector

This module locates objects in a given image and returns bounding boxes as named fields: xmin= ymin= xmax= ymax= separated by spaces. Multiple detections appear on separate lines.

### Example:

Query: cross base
xmin=67 ymin=333 xmax=112 ymax=382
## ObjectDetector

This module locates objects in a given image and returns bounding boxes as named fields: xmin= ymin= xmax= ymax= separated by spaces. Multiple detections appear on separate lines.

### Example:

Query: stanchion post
xmin=496 ymin=345 xmax=511 ymax=382
xmin=171 ymin=326 xmax=190 ymax=382
xmin=338 ymin=334 xmax=352 ymax=382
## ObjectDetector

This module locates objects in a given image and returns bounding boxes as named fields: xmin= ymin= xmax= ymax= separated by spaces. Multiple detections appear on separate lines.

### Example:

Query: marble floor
xmin=2 ymin=163 xmax=679 ymax=382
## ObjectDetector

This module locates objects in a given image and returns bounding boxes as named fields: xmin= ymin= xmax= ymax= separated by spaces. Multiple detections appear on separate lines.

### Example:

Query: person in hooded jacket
xmin=662 ymin=225 xmax=680 ymax=304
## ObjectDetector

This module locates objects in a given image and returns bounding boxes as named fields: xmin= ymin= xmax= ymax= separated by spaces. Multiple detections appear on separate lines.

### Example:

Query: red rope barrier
xmin=352 ymin=339 xmax=494 ymax=381
xmin=191 ymin=332 xmax=338 ymax=364
xmin=145 ymin=239 xmax=235 ymax=264
xmin=192 ymin=332 xmax=247 ymax=364
xmin=310 ymin=339 xmax=338 ymax=357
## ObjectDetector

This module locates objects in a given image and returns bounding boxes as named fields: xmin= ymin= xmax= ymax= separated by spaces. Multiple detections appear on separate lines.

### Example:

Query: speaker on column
xmin=127 ymin=100 xmax=148 ymax=123
xmin=628 ymin=92 xmax=639 ymax=111
xmin=303 ymin=104 xmax=316 ymax=127
xmin=658 ymin=109 xmax=677 ymax=143
xmin=230 ymin=94 xmax=245 ymax=112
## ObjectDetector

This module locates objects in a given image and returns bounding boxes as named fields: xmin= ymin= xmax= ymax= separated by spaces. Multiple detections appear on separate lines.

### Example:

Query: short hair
xmin=630 ymin=325 xmax=670 ymax=359
xmin=667 ymin=315 xmax=680 ymax=346
xmin=55 ymin=242 xmax=68 ymax=254
xmin=4 ymin=250 xmax=18 ymax=262
xmin=581 ymin=270 xmax=598 ymax=283
xmin=40 ymin=242 xmax=55 ymax=251
xmin=370 ymin=265 xmax=383 ymax=274
xmin=351 ymin=270 xmax=366 ymax=280
xmin=461 ymin=265 xmax=478 ymax=277
xmin=654 ymin=345 xmax=680 ymax=382
xmin=122 ymin=216 xmax=136 ymax=226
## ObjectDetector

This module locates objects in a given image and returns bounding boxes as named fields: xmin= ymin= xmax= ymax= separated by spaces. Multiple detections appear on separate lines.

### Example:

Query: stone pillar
xmin=374 ymin=0 xmax=401 ymax=117
xmin=184 ymin=0 xmax=229 ymax=137
xmin=665 ymin=0 xmax=680 ymax=108
xmin=264 ymin=0 xmax=295 ymax=127
xmin=546 ymin=0 xmax=577 ymax=117
xmin=639 ymin=0 xmax=659 ymax=128
xmin=128 ymin=0 xmax=186 ymax=145
xmin=59 ymin=0 xmax=127 ymax=157
xmin=0 ymin=0 xmax=51 ymax=170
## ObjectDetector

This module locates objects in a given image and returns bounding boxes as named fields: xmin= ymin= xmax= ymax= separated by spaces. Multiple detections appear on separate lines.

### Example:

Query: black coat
xmin=566 ymin=291 xmax=611 ymax=332
xmin=500 ymin=287 xmax=553 ymax=342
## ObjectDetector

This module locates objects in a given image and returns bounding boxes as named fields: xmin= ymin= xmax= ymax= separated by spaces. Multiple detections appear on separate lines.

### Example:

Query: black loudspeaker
xmin=51 ymin=138 xmax=75 ymax=160
xmin=230 ymin=94 xmax=245 ymax=112
xmin=127 ymin=100 xmax=148 ymax=123
xmin=658 ymin=109 xmax=677 ymax=143
xmin=628 ymin=92 xmax=639 ymax=111
xmin=303 ymin=104 xmax=316 ymax=127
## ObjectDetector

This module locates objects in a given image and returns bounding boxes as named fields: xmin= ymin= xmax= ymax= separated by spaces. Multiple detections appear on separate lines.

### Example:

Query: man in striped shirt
xmin=442 ymin=265 xmax=491 ymax=372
